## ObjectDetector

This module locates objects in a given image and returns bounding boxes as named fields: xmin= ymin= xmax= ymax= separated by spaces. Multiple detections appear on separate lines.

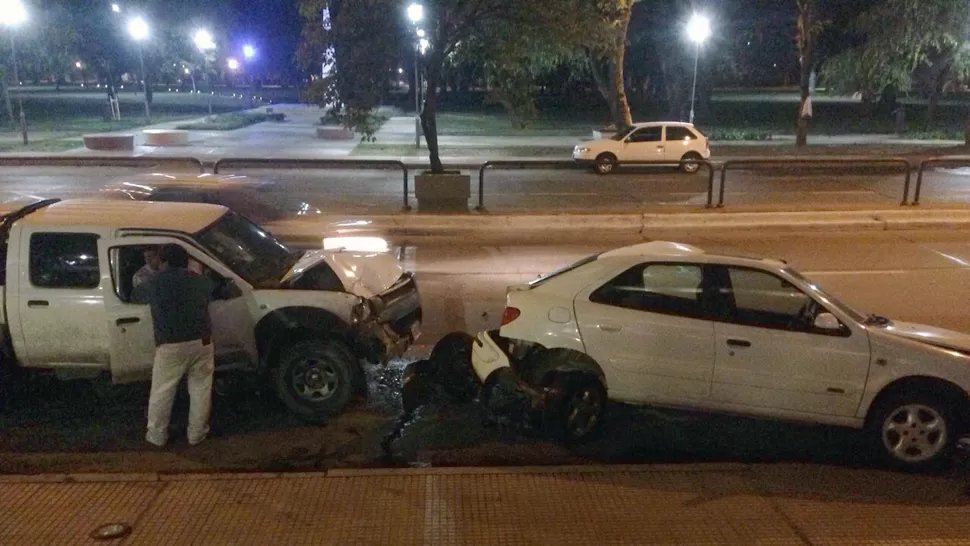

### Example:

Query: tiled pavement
xmin=2 ymin=464 xmax=970 ymax=545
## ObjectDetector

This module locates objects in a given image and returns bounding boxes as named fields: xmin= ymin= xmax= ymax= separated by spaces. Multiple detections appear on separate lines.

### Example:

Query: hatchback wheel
xmin=680 ymin=152 xmax=703 ymax=174
xmin=595 ymin=153 xmax=617 ymax=175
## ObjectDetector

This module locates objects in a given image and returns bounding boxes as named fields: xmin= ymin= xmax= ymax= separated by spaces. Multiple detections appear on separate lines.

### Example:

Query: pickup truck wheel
xmin=274 ymin=339 xmax=356 ymax=423
xmin=544 ymin=373 xmax=606 ymax=444
xmin=869 ymin=392 xmax=957 ymax=472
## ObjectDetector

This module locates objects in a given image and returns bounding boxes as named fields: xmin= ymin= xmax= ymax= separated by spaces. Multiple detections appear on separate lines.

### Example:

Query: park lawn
xmin=433 ymin=112 xmax=603 ymax=137
xmin=0 ymin=138 xmax=85 ymax=153
xmin=351 ymin=143 xmax=572 ymax=157
xmin=0 ymin=114 xmax=198 ymax=135
xmin=175 ymin=112 xmax=274 ymax=130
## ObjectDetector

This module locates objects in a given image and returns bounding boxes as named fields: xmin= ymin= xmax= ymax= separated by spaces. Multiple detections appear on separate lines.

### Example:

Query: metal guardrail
xmin=912 ymin=157 xmax=970 ymax=206
xmin=476 ymin=159 xmax=716 ymax=211
xmin=0 ymin=155 xmax=206 ymax=173
xmin=718 ymin=158 xmax=913 ymax=207
xmin=212 ymin=157 xmax=411 ymax=210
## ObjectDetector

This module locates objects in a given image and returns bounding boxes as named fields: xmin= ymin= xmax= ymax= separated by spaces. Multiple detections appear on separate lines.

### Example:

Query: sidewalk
xmin=2 ymin=463 xmax=968 ymax=545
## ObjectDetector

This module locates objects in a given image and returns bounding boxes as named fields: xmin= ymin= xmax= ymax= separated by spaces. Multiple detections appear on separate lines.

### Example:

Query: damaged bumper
xmin=358 ymin=273 xmax=423 ymax=362
xmin=471 ymin=331 xmax=560 ymax=417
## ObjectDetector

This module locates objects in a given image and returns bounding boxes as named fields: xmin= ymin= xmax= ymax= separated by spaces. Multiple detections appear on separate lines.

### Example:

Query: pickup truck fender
xmin=253 ymin=305 xmax=357 ymax=370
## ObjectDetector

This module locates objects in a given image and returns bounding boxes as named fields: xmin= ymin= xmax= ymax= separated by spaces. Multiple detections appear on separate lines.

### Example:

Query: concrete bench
xmin=83 ymin=133 xmax=135 ymax=151
xmin=316 ymin=126 xmax=355 ymax=140
xmin=266 ymin=113 xmax=286 ymax=122
xmin=142 ymin=129 xmax=189 ymax=146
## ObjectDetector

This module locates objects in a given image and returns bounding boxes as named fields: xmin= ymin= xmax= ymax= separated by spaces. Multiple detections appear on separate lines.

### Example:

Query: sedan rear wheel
xmin=545 ymin=374 xmax=606 ymax=444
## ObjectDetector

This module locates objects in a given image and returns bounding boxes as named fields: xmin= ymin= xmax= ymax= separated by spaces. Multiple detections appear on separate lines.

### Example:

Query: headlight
xmin=574 ymin=146 xmax=590 ymax=154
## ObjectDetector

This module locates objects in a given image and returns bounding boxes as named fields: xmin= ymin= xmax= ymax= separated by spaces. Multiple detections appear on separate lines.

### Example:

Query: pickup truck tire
xmin=868 ymin=392 xmax=958 ymax=472
xmin=274 ymin=339 xmax=356 ymax=423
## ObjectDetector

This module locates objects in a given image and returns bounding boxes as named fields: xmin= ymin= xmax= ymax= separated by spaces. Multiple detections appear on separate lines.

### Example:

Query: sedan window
xmin=590 ymin=263 xmax=707 ymax=319
xmin=719 ymin=266 xmax=834 ymax=333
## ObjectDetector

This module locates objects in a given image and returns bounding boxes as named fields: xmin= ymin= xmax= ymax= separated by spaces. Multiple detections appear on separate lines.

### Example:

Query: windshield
xmin=611 ymin=126 xmax=634 ymax=141
xmin=194 ymin=211 xmax=296 ymax=288
xmin=782 ymin=267 xmax=870 ymax=324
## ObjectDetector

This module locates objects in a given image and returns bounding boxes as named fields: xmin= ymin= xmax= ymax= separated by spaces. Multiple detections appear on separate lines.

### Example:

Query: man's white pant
xmin=145 ymin=339 xmax=214 ymax=447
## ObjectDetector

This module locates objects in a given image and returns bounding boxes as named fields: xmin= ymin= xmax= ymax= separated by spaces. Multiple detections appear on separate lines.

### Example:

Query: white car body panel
xmin=281 ymin=248 xmax=403 ymax=298
xmin=474 ymin=240 xmax=970 ymax=431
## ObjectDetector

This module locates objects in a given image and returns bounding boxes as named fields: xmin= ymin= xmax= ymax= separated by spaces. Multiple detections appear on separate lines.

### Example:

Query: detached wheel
xmin=680 ymin=152 xmax=702 ymax=174
xmin=274 ymin=339 xmax=357 ymax=423
xmin=595 ymin=153 xmax=617 ymax=175
xmin=869 ymin=392 xmax=958 ymax=472
xmin=545 ymin=374 xmax=606 ymax=444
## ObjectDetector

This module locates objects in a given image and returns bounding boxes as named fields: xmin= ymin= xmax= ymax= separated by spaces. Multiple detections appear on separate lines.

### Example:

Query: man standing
xmin=132 ymin=246 xmax=161 ymax=288
xmin=132 ymin=244 xmax=215 ymax=447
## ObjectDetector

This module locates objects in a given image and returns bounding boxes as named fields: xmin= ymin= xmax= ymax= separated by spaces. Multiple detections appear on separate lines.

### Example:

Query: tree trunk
xmin=609 ymin=5 xmax=634 ymax=128
xmin=1 ymin=77 xmax=13 ymax=127
xmin=420 ymin=52 xmax=444 ymax=173
xmin=587 ymin=52 xmax=618 ymax=124
xmin=795 ymin=0 xmax=815 ymax=147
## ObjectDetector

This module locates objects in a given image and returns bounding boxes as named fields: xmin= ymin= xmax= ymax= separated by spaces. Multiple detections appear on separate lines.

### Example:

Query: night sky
xmin=228 ymin=0 xmax=301 ymax=78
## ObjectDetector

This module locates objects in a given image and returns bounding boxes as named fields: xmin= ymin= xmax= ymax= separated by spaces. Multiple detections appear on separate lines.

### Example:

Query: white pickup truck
xmin=0 ymin=198 xmax=422 ymax=421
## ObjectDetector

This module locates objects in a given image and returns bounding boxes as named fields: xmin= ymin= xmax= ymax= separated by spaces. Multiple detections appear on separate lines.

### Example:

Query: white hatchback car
xmin=470 ymin=241 xmax=970 ymax=471
xmin=572 ymin=122 xmax=710 ymax=175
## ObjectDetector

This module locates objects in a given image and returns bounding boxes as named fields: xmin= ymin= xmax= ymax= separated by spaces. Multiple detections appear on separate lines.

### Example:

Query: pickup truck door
xmin=99 ymin=236 xmax=258 ymax=383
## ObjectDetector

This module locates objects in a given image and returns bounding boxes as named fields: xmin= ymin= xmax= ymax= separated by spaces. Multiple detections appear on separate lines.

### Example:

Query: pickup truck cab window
xmin=29 ymin=232 xmax=100 ymax=289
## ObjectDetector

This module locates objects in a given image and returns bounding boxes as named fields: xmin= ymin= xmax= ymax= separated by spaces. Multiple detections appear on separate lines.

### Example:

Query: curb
xmin=266 ymin=209 xmax=970 ymax=243
xmin=0 ymin=463 xmax=752 ymax=484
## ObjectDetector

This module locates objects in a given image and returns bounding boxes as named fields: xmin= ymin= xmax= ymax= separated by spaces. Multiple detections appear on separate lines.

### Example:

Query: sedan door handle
xmin=599 ymin=324 xmax=622 ymax=333
xmin=27 ymin=300 xmax=49 ymax=308
xmin=726 ymin=338 xmax=751 ymax=347
xmin=116 ymin=317 xmax=140 ymax=326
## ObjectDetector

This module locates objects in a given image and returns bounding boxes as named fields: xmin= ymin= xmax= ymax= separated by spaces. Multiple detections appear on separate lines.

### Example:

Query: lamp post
xmin=407 ymin=3 xmax=423 ymax=148
xmin=242 ymin=44 xmax=255 ymax=108
xmin=226 ymin=57 xmax=238 ymax=90
xmin=127 ymin=16 xmax=151 ymax=124
xmin=1 ymin=0 xmax=28 ymax=145
xmin=686 ymin=13 xmax=710 ymax=125
xmin=193 ymin=29 xmax=215 ymax=114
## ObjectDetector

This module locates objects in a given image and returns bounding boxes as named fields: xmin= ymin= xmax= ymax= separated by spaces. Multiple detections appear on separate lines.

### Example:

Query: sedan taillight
xmin=501 ymin=307 xmax=521 ymax=326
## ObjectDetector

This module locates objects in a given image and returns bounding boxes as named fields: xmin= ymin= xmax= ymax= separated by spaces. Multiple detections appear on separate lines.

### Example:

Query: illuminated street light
xmin=419 ymin=38 xmax=429 ymax=54
xmin=243 ymin=44 xmax=255 ymax=59
xmin=227 ymin=57 xmax=239 ymax=71
xmin=407 ymin=3 xmax=424 ymax=147
xmin=193 ymin=29 xmax=215 ymax=113
xmin=111 ymin=3 xmax=121 ymax=13
xmin=127 ymin=16 xmax=151 ymax=123
xmin=407 ymin=3 xmax=423 ymax=23
xmin=686 ymin=13 xmax=711 ymax=124
xmin=0 ymin=0 xmax=29 ymax=145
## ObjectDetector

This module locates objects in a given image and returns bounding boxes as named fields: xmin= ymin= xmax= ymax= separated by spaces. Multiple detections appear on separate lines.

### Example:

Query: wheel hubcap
xmin=597 ymin=160 xmax=613 ymax=173
xmin=566 ymin=388 xmax=602 ymax=437
xmin=292 ymin=359 xmax=339 ymax=402
xmin=882 ymin=404 xmax=947 ymax=463
xmin=684 ymin=162 xmax=699 ymax=172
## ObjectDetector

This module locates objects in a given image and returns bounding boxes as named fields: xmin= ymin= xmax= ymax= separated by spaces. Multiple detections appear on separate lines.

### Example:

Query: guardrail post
xmin=705 ymin=162 xmax=715 ymax=208
xmin=912 ymin=160 xmax=928 ymax=206
xmin=476 ymin=162 xmax=490 ymax=211
xmin=401 ymin=163 xmax=411 ymax=211
xmin=717 ymin=162 xmax=729 ymax=207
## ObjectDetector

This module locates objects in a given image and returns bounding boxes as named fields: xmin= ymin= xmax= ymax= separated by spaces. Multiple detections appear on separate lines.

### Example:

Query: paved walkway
xmin=2 ymin=464 xmax=969 ymax=545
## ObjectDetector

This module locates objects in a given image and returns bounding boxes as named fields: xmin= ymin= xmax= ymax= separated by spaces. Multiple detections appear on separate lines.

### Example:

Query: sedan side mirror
xmin=813 ymin=312 xmax=841 ymax=331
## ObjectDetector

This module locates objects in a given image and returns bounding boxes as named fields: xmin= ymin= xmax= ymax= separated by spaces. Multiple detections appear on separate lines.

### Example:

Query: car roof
xmin=631 ymin=121 xmax=697 ymax=128
xmin=598 ymin=241 xmax=785 ymax=267
xmin=104 ymin=172 xmax=262 ymax=189
xmin=11 ymin=199 xmax=227 ymax=233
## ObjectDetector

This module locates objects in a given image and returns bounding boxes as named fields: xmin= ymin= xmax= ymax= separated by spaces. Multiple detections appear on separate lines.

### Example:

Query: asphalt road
xmin=3 ymin=164 xmax=970 ymax=212
xmin=3 ymin=229 xmax=970 ymax=478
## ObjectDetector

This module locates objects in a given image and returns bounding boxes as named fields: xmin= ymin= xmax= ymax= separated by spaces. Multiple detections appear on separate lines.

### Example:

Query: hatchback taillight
xmin=501 ymin=307 xmax=521 ymax=326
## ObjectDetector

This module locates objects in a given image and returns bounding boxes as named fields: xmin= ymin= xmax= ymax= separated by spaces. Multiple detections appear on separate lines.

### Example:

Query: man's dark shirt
xmin=131 ymin=267 xmax=214 ymax=346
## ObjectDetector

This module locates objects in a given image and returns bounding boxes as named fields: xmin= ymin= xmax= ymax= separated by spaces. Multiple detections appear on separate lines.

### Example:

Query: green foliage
xmin=175 ymin=112 xmax=271 ymax=130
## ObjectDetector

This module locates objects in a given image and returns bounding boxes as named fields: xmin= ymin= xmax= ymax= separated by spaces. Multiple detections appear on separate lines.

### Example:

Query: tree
xmin=821 ymin=0 xmax=970 ymax=125
xmin=583 ymin=1 xmax=637 ymax=128
xmin=795 ymin=0 xmax=822 ymax=146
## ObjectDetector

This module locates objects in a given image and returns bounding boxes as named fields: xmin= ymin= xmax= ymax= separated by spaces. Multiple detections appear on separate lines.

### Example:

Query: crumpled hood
xmin=880 ymin=321 xmax=970 ymax=353
xmin=280 ymin=249 xmax=403 ymax=298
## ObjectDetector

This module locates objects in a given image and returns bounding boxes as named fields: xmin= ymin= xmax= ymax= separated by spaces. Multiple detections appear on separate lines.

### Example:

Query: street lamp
xmin=242 ymin=44 xmax=256 ymax=107
xmin=686 ymin=13 xmax=711 ymax=125
xmin=0 ymin=0 xmax=28 ymax=145
xmin=193 ymin=29 xmax=215 ymax=114
xmin=407 ymin=3 xmax=423 ymax=148
xmin=111 ymin=3 xmax=121 ymax=13
xmin=127 ymin=15 xmax=151 ymax=124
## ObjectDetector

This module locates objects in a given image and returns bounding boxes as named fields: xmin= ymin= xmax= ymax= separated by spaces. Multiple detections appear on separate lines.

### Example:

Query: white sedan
xmin=469 ymin=241 xmax=970 ymax=471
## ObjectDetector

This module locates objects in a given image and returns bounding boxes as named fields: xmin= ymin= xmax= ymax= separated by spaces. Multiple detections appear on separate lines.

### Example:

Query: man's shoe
xmin=187 ymin=434 xmax=207 ymax=446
